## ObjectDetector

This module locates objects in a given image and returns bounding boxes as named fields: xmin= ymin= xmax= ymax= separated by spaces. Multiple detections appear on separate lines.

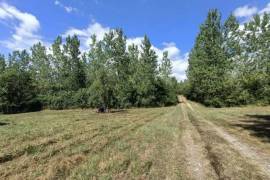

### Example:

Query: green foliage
xmin=177 ymin=80 xmax=191 ymax=97
xmin=159 ymin=51 xmax=172 ymax=79
xmin=187 ymin=9 xmax=228 ymax=106
xmin=73 ymin=88 xmax=91 ymax=109
xmin=0 ymin=29 xmax=178 ymax=113
xmin=31 ymin=42 xmax=52 ymax=93
xmin=86 ymin=31 xmax=177 ymax=109
xmin=187 ymin=10 xmax=270 ymax=107
xmin=64 ymin=35 xmax=86 ymax=90
xmin=47 ymin=91 xmax=74 ymax=110
xmin=154 ymin=78 xmax=178 ymax=106
xmin=0 ymin=54 xmax=6 ymax=73
xmin=0 ymin=69 xmax=41 ymax=114
xmin=46 ymin=89 xmax=91 ymax=110
xmin=135 ymin=36 xmax=160 ymax=107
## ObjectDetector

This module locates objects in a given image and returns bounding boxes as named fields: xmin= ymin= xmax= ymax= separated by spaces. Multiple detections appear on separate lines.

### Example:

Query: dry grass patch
xmin=0 ymin=106 xmax=184 ymax=179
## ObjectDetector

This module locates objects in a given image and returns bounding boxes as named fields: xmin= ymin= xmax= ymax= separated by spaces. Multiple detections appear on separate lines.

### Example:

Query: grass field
xmin=0 ymin=98 xmax=270 ymax=179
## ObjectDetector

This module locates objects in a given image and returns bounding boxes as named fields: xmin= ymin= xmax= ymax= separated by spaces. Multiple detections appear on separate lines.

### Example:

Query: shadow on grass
xmin=234 ymin=115 xmax=270 ymax=143
xmin=0 ymin=122 xmax=9 ymax=126
xmin=110 ymin=109 xmax=127 ymax=113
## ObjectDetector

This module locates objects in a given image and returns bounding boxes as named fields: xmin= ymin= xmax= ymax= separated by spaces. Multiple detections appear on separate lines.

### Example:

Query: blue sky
xmin=0 ymin=0 xmax=270 ymax=80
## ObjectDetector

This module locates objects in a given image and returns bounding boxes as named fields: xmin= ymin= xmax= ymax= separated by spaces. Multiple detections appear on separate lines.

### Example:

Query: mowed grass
xmin=1 ymin=102 xmax=270 ymax=180
xmin=0 ymin=106 xmax=184 ymax=179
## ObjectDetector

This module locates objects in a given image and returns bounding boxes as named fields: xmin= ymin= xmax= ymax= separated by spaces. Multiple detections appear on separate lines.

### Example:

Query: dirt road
xmin=179 ymin=96 xmax=270 ymax=180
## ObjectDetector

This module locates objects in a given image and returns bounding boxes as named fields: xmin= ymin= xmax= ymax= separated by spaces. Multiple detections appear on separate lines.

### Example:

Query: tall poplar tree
xmin=51 ymin=36 xmax=66 ymax=91
xmin=64 ymin=35 xmax=86 ymax=90
xmin=31 ymin=42 xmax=51 ymax=93
xmin=159 ymin=51 xmax=172 ymax=79
xmin=137 ymin=35 xmax=158 ymax=106
xmin=187 ymin=9 xmax=228 ymax=107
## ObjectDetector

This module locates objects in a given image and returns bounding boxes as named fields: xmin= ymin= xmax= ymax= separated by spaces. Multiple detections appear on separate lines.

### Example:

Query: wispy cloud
xmin=233 ymin=5 xmax=258 ymax=18
xmin=259 ymin=3 xmax=270 ymax=14
xmin=0 ymin=2 xmax=42 ymax=50
xmin=234 ymin=2 xmax=270 ymax=28
xmin=54 ymin=0 xmax=77 ymax=13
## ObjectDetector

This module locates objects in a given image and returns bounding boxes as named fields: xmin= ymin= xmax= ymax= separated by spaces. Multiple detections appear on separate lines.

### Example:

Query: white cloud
xmin=63 ymin=22 xmax=110 ymax=50
xmin=259 ymin=3 xmax=270 ymax=14
xmin=54 ymin=0 xmax=77 ymax=13
xmin=54 ymin=0 xmax=60 ymax=6
xmin=157 ymin=43 xmax=188 ymax=81
xmin=233 ymin=5 xmax=258 ymax=18
xmin=171 ymin=53 xmax=188 ymax=81
xmin=0 ymin=2 xmax=42 ymax=50
xmin=234 ymin=2 xmax=270 ymax=29
xmin=161 ymin=42 xmax=181 ymax=59
xmin=64 ymin=7 xmax=76 ymax=13
xmin=127 ymin=37 xmax=144 ymax=47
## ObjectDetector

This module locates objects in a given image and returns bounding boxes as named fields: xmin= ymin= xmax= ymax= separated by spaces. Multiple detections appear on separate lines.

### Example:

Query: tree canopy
xmin=0 ymin=30 xmax=178 ymax=114
xmin=185 ymin=9 xmax=270 ymax=107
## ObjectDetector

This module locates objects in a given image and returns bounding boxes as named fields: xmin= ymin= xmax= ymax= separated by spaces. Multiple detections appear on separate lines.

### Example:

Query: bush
xmin=154 ymin=78 xmax=178 ymax=106
xmin=0 ymin=70 xmax=42 ymax=114
xmin=0 ymin=99 xmax=42 ymax=114
xmin=177 ymin=80 xmax=191 ymax=97
xmin=46 ymin=89 xmax=92 ymax=110
xmin=47 ymin=91 xmax=74 ymax=110
xmin=204 ymin=97 xmax=225 ymax=108
xmin=73 ymin=88 xmax=90 ymax=108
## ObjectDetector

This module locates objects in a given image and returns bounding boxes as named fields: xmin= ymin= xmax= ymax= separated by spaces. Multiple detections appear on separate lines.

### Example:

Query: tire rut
xmin=180 ymin=97 xmax=218 ymax=180
xmin=185 ymin=99 xmax=270 ymax=179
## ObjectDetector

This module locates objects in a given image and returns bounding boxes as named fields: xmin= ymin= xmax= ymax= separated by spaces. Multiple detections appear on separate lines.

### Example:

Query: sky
xmin=0 ymin=0 xmax=270 ymax=81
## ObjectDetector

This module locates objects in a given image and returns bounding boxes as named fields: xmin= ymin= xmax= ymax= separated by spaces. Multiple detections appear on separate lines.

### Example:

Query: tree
xmin=222 ymin=14 xmax=249 ymax=105
xmin=31 ymin=42 xmax=52 ymax=93
xmin=7 ymin=50 xmax=30 ymax=72
xmin=104 ymin=29 xmax=130 ymax=107
xmin=0 ymin=54 xmax=5 ymax=73
xmin=0 ymin=69 xmax=41 ymax=114
xmin=87 ymin=35 xmax=116 ymax=110
xmin=159 ymin=51 xmax=172 ymax=79
xmin=223 ymin=14 xmax=241 ymax=61
xmin=157 ymin=51 xmax=178 ymax=105
xmin=127 ymin=44 xmax=140 ymax=105
xmin=140 ymin=35 xmax=158 ymax=79
xmin=136 ymin=35 xmax=158 ymax=106
xmin=186 ymin=9 xmax=270 ymax=106
xmin=51 ymin=36 xmax=65 ymax=91
xmin=0 ymin=29 xmax=178 ymax=112
xmin=64 ymin=35 xmax=86 ymax=90
xmin=243 ymin=13 xmax=270 ymax=103
xmin=187 ymin=9 xmax=228 ymax=107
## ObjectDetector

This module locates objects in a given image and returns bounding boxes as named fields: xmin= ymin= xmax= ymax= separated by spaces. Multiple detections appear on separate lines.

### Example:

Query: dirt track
xmin=179 ymin=96 xmax=270 ymax=180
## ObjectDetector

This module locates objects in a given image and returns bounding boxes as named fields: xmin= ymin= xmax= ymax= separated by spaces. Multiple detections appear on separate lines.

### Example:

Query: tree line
xmin=182 ymin=9 xmax=270 ymax=107
xmin=0 ymin=29 xmax=178 ymax=114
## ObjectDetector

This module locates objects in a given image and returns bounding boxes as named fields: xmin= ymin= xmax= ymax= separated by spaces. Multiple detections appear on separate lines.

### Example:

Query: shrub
xmin=73 ymin=88 xmax=90 ymax=108
xmin=46 ymin=89 xmax=92 ymax=110
xmin=0 ymin=70 xmax=42 ymax=114
xmin=47 ymin=91 xmax=74 ymax=110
